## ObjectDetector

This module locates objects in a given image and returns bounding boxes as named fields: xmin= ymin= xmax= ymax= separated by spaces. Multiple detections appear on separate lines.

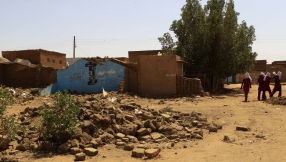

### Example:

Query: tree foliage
xmin=158 ymin=32 xmax=176 ymax=55
xmin=158 ymin=0 xmax=257 ymax=79
xmin=0 ymin=86 xmax=24 ymax=143
xmin=0 ymin=86 xmax=13 ymax=115
xmin=39 ymin=90 xmax=79 ymax=142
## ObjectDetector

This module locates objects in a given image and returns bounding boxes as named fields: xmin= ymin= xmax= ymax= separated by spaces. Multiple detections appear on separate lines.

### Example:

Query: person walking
xmin=270 ymin=71 xmax=282 ymax=97
xmin=241 ymin=72 xmax=252 ymax=102
xmin=257 ymin=72 xmax=265 ymax=100
xmin=262 ymin=72 xmax=272 ymax=100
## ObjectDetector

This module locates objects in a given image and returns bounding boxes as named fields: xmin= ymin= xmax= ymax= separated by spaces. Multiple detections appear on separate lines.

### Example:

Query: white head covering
xmin=264 ymin=72 xmax=270 ymax=81
xmin=273 ymin=71 xmax=277 ymax=75
xmin=245 ymin=72 xmax=252 ymax=81
xmin=277 ymin=71 xmax=282 ymax=80
xmin=260 ymin=72 xmax=265 ymax=76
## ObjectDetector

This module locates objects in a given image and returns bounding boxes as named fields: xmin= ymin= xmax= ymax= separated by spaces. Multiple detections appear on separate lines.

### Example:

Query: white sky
xmin=0 ymin=0 xmax=285 ymax=64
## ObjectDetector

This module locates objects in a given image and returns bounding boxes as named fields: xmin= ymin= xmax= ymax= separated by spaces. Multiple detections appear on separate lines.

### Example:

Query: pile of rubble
xmin=267 ymin=96 xmax=286 ymax=105
xmin=0 ymin=91 xmax=222 ymax=161
xmin=7 ymin=88 xmax=39 ymax=104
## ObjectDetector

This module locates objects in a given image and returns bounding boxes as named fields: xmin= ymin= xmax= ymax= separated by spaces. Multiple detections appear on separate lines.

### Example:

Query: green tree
xmin=235 ymin=21 xmax=257 ymax=73
xmin=158 ymin=32 xmax=176 ymax=55
xmin=158 ymin=0 xmax=257 ymax=90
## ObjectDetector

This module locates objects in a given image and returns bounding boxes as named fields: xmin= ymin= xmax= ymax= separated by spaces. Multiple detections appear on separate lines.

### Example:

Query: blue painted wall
xmin=40 ymin=83 xmax=58 ymax=95
xmin=40 ymin=59 xmax=124 ymax=94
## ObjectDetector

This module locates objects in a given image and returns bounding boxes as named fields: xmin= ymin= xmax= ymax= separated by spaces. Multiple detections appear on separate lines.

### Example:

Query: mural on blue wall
xmin=85 ymin=62 xmax=97 ymax=85
xmin=40 ymin=59 xmax=124 ymax=95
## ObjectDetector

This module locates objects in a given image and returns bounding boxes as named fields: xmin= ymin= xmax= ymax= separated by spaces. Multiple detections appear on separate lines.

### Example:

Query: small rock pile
xmin=267 ymin=96 xmax=286 ymax=105
xmin=7 ymin=87 xmax=39 ymax=105
xmin=0 ymin=92 xmax=222 ymax=160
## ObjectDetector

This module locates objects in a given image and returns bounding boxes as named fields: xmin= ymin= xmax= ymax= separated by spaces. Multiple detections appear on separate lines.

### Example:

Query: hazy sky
xmin=0 ymin=0 xmax=285 ymax=63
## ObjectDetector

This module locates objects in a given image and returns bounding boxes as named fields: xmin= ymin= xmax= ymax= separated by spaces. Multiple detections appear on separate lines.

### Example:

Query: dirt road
xmin=6 ymin=84 xmax=286 ymax=162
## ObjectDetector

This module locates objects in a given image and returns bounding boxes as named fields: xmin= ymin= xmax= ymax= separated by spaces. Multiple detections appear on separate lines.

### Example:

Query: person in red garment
xmin=270 ymin=71 xmax=282 ymax=97
xmin=262 ymin=72 xmax=272 ymax=100
xmin=257 ymin=72 xmax=265 ymax=100
xmin=241 ymin=72 xmax=252 ymax=102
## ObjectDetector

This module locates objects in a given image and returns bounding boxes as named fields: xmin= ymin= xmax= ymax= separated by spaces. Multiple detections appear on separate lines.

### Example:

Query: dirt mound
xmin=267 ymin=97 xmax=286 ymax=105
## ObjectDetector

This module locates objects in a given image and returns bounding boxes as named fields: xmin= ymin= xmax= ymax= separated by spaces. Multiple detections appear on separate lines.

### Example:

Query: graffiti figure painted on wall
xmin=85 ymin=62 xmax=97 ymax=85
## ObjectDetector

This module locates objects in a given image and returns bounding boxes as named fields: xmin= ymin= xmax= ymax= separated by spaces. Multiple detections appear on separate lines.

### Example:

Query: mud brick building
xmin=128 ymin=50 xmax=161 ymax=62
xmin=2 ymin=49 xmax=67 ymax=69
xmin=0 ymin=57 xmax=57 ymax=88
xmin=271 ymin=61 xmax=286 ymax=67
xmin=235 ymin=60 xmax=286 ymax=83
xmin=267 ymin=61 xmax=286 ymax=82
xmin=117 ymin=50 xmax=203 ymax=96
xmin=235 ymin=60 xmax=267 ymax=83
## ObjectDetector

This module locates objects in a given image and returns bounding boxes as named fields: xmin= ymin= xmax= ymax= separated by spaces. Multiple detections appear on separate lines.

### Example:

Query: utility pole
xmin=73 ymin=36 xmax=76 ymax=58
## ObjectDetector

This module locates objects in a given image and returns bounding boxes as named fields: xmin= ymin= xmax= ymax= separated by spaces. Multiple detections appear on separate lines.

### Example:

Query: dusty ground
xmin=4 ymin=84 xmax=286 ymax=162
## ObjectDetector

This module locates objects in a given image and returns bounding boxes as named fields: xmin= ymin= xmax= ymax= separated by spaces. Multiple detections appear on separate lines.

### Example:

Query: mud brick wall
xmin=236 ymin=72 xmax=260 ymax=84
xmin=176 ymin=76 xmax=202 ymax=95
xmin=120 ymin=68 xmax=138 ymax=93
xmin=2 ymin=50 xmax=40 ymax=64
xmin=118 ymin=81 xmax=125 ymax=93
xmin=0 ymin=64 xmax=57 ymax=88
xmin=40 ymin=67 xmax=57 ymax=87
xmin=128 ymin=69 xmax=138 ymax=93
xmin=40 ymin=49 xmax=66 ymax=69
xmin=267 ymin=67 xmax=286 ymax=82
xmin=0 ymin=65 xmax=4 ymax=85
xmin=253 ymin=60 xmax=267 ymax=72
xmin=3 ymin=64 xmax=37 ymax=88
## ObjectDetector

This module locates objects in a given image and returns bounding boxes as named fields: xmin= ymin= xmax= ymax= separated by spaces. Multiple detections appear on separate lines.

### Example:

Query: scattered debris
xmin=236 ymin=126 xmax=250 ymax=131
xmin=267 ymin=97 xmax=286 ymax=106
xmin=222 ymin=135 xmax=235 ymax=143
xmin=255 ymin=134 xmax=265 ymax=139
xmin=102 ymin=87 xmax=108 ymax=98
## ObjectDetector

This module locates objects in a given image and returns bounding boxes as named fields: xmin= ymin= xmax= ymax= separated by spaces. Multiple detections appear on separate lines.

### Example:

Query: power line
xmin=0 ymin=40 xmax=72 ymax=51
xmin=76 ymin=46 xmax=89 ymax=57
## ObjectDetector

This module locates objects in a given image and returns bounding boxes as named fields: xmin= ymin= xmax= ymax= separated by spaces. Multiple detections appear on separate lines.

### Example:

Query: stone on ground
xmin=83 ymin=148 xmax=98 ymax=156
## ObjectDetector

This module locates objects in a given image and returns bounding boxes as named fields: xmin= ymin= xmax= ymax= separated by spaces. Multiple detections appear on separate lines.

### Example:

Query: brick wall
xmin=119 ymin=69 xmax=203 ymax=96
xmin=40 ymin=49 xmax=66 ymax=69
xmin=40 ymin=67 xmax=57 ymax=87
xmin=236 ymin=69 xmax=286 ymax=84
xmin=2 ymin=49 xmax=66 ymax=70
xmin=127 ymin=69 xmax=138 ymax=93
xmin=2 ymin=50 xmax=41 ymax=64
xmin=236 ymin=72 xmax=260 ymax=84
xmin=176 ymin=76 xmax=203 ymax=95
xmin=128 ymin=50 xmax=161 ymax=63
xmin=266 ymin=67 xmax=286 ymax=82
xmin=138 ymin=55 xmax=178 ymax=95
xmin=0 ymin=65 xmax=4 ymax=85
xmin=1 ymin=64 xmax=57 ymax=88
xmin=3 ymin=64 xmax=37 ymax=88
xmin=253 ymin=60 xmax=267 ymax=71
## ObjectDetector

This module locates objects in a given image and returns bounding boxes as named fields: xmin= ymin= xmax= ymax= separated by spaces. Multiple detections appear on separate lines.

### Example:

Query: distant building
xmin=66 ymin=58 xmax=81 ymax=66
xmin=253 ymin=60 xmax=267 ymax=72
xmin=128 ymin=50 xmax=162 ymax=63
xmin=2 ymin=49 xmax=66 ymax=69
xmin=0 ymin=57 xmax=57 ymax=88
xmin=272 ymin=61 xmax=286 ymax=66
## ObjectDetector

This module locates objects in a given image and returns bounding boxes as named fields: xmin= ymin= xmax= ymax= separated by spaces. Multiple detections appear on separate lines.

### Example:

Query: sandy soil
xmin=4 ymin=84 xmax=286 ymax=162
